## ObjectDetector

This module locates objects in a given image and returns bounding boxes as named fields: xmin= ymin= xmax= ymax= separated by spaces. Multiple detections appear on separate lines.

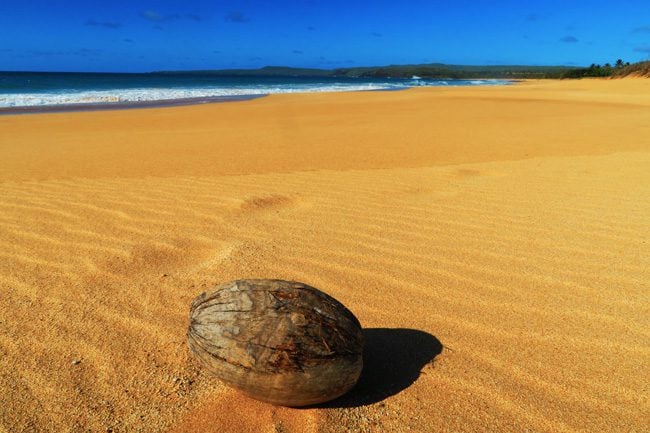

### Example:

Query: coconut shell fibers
xmin=187 ymin=279 xmax=364 ymax=406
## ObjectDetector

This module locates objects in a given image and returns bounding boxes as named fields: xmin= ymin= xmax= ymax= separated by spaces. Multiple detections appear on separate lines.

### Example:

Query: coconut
xmin=187 ymin=279 xmax=363 ymax=406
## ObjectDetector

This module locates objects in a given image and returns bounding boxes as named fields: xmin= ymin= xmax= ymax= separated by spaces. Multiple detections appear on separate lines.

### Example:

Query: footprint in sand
xmin=167 ymin=390 xmax=320 ymax=433
xmin=238 ymin=194 xmax=298 ymax=214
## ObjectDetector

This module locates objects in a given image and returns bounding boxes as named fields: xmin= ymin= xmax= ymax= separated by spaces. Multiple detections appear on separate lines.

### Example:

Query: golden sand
xmin=0 ymin=79 xmax=648 ymax=432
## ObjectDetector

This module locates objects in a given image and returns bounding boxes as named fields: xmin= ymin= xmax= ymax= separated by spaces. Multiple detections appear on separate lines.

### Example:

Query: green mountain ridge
xmin=155 ymin=60 xmax=650 ymax=79
xmin=155 ymin=63 xmax=577 ymax=79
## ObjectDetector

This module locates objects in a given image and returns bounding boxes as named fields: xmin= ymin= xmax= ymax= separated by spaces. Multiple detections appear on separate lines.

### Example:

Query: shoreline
xmin=0 ymin=94 xmax=267 ymax=116
xmin=0 ymin=80 xmax=511 ymax=116
xmin=1 ymin=79 xmax=648 ymax=183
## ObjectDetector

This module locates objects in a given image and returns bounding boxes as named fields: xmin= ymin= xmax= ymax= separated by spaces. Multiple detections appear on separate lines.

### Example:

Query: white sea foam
xmin=0 ymin=80 xmax=510 ymax=108
xmin=0 ymin=84 xmax=392 ymax=107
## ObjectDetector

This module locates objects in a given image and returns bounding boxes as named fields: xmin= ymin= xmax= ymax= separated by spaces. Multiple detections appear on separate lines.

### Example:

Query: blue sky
xmin=1 ymin=0 xmax=650 ymax=72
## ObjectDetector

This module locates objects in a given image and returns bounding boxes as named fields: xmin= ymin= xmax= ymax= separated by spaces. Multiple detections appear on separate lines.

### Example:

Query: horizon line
xmin=0 ymin=62 xmax=585 ymax=75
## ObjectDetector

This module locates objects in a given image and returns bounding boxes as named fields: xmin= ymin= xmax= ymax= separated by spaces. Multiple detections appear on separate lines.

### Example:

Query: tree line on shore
xmin=157 ymin=60 xmax=650 ymax=80
xmin=561 ymin=59 xmax=630 ymax=78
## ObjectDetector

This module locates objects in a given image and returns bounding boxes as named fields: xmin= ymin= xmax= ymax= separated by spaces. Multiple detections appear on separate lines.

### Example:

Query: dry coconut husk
xmin=187 ymin=279 xmax=363 ymax=406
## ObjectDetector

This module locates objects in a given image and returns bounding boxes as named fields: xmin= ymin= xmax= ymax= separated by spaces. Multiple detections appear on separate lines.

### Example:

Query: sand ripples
xmin=1 ymin=80 xmax=649 ymax=432
xmin=2 ymin=152 xmax=645 ymax=432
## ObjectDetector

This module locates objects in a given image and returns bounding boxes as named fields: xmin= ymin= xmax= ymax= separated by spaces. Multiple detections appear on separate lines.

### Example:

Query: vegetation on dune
xmin=612 ymin=61 xmax=650 ymax=78
xmin=560 ymin=59 xmax=650 ymax=79
xmin=560 ymin=60 xmax=624 ymax=78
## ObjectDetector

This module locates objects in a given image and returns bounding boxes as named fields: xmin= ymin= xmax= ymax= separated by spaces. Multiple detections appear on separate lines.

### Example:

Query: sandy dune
xmin=0 ymin=79 xmax=648 ymax=433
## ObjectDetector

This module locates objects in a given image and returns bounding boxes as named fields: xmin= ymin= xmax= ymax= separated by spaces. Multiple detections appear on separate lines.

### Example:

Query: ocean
xmin=0 ymin=71 xmax=510 ymax=109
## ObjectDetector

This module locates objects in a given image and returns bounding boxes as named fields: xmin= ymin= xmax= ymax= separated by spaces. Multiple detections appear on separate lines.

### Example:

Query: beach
xmin=0 ymin=78 xmax=648 ymax=432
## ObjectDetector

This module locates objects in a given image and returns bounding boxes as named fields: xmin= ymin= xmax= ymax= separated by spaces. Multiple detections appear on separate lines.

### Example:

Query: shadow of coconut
xmin=316 ymin=327 xmax=443 ymax=408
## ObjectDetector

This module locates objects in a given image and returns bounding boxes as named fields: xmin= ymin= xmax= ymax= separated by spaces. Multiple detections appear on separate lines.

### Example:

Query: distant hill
xmin=158 ymin=61 xmax=650 ymax=80
xmin=331 ymin=63 xmax=572 ymax=79
xmin=156 ymin=63 xmax=575 ymax=79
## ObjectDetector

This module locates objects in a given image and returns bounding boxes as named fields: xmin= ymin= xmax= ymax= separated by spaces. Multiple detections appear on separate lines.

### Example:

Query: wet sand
xmin=0 ymin=94 xmax=266 ymax=116
xmin=0 ymin=78 xmax=648 ymax=432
